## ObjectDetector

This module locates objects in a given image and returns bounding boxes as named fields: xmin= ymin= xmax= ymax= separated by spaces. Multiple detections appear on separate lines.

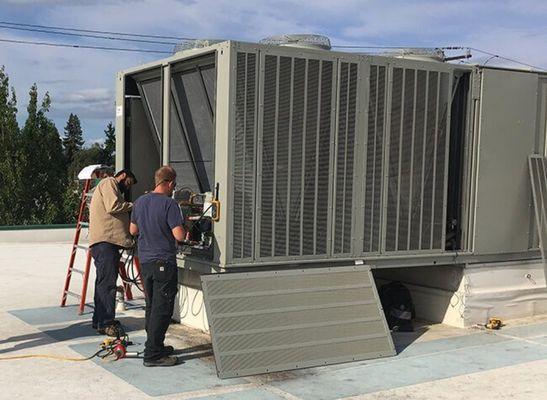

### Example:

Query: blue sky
xmin=0 ymin=0 xmax=546 ymax=145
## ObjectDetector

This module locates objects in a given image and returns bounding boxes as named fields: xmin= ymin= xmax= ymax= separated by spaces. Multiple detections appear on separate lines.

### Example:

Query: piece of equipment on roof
xmin=115 ymin=37 xmax=547 ymax=378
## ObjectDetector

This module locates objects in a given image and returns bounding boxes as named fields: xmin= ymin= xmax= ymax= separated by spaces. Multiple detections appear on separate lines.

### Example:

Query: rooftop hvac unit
xmin=116 ymin=40 xmax=546 ymax=270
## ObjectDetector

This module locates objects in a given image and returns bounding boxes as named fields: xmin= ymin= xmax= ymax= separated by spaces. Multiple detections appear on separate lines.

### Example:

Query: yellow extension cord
xmin=0 ymin=350 xmax=102 ymax=362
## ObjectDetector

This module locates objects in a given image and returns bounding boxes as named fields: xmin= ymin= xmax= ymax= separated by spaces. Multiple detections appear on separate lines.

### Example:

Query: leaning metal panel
xmin=528 ymin=155 xmax=547 ymax=265
xmin=385 ymin=67 xmax=451 ymax=252
xmin=201 ymin=266 xmax=395 ymax=378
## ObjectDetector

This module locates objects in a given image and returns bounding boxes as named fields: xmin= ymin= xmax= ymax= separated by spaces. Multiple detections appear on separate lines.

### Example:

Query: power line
xmin=0 ymin=20 xmax=196 ymax=41
xmin=467 ymin=47 xmax=546 ymax=71
xmin=0 ymin=23 xmax=179 ymax=46
xmin=0 ymin=19 xmax=544 ymax=72
xmin=0 ymin=37 xmax=172 ymax=54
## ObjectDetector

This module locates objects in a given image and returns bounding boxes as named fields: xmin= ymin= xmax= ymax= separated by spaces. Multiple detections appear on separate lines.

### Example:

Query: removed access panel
xmin=201 ymin=266 xmax=395 ymax=378
xmin=529 ymin=155 xmax=547 ymax=266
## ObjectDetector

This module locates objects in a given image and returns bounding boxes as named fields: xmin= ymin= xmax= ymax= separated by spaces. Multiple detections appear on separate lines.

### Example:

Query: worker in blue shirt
xmin=130 ymin=166 xmax=185 ymax=367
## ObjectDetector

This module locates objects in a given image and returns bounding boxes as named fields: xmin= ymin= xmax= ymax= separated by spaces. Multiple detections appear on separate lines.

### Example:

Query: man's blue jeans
xmin=90 ymin=242 xmax=122 ymax=329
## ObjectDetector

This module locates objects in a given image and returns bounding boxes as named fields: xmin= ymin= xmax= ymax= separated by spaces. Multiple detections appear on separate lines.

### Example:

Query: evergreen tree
xmin=102 ymin=121 xmax=116 ymax=166
xmin=62 ymin=113 xmax=84 ymax=167
xmin=0 ymin=66 xmax=24 ymax=225
xmin=20 ymin=85 xmax=68 ymax=224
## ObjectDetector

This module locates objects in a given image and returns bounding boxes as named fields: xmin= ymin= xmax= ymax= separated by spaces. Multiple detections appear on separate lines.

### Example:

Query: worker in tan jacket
xmin=89 ymin=169 xmax=136 ymax=336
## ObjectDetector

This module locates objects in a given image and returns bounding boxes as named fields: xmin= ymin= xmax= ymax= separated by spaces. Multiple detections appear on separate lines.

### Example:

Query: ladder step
xmin=70 ymin=268 xmax=84 ymax=275
xmin=74 ymin=244 xmax=89 ymax=251
xmin=65 ymin=290 xmax=81 ymax=299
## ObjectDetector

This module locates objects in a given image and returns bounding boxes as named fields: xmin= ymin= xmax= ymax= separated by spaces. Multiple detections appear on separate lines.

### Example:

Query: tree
xmin=102 ymin=121 xmax=116 ymax=166
xmin=62 ymin=113 xmax=84 ymax=167
xmin=20 ymin=84 xmax=69 ymax=224
xmin=0 ymin=66 xmax=24 ymax=225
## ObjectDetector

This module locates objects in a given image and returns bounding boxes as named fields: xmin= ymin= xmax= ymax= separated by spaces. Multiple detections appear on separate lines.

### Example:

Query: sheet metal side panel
xmin=474 ymin=69 xmax=539 ymax=254
xmin=214 ymin=43 xmax=234 ymax=267
xmin=201 ymin=265 xmax=395 ymax=378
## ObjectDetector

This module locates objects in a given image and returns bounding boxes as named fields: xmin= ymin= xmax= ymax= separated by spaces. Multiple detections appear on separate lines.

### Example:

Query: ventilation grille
xmin=202 ymin=266 xmax=395 ymax=378
xmin=363 ymin=65 xmax=387 ymax=253
xmin=334 ymin=62 xmax=358 ymax=255
xmin=386 ymin=68 xmax=450 ymax=251
xmin=259 ymin=55 xmax=334 ymax=258
xmin=232 ymin=53 xmax=257 ymax=259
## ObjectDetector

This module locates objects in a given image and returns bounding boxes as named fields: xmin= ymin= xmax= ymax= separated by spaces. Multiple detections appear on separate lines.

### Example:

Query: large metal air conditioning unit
xmin=116 ymin=39 xmax=547 ymax=377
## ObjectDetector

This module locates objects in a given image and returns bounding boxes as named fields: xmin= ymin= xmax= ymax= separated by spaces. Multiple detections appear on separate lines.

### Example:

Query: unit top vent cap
xmin=173 ymin=39 xmax=224 ymax=54
xmin=381 ymin=47 xmax=446 ymax=62
xmin=260 ymin=34 xmax=331 ymax=51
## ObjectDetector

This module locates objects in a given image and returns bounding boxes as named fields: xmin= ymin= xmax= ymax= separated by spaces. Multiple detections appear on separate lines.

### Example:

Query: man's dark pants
xmin=90 ymin=242 xmax=122 ymax=329
xmin=141 ymin=261 xmax=178 ymax=361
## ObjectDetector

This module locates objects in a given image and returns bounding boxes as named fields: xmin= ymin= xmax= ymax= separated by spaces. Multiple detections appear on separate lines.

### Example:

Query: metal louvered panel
xmin=528 ymin=155 xmax=547 ymax=264
xmin=386 ymin=67 xmax=450 ymax=252
xmin=259 ymin=56 xmax=334 ymax=259
xmin=334 ymin=62 xmax=358 ymax=255
xmin=202 ymin=266 xmax=395 ymax=378
xmin=363 ymin=65 xmax=387 ymax=254
xmin=274 ymin=56 xmax=292 ymax=257
xmin=232 ymin=52 xmax=257 ymax=260
xmin=302 ymin=59 xmax=320 ymax=256
xmin=289 ymin=58 xmax=306 ymax=256
xmin=316 ymin=61 xmax=334 ymax=255
xmin=433 ymin=72 xmax=450 ymax=249
xmin=260 ymin=55 xmax=277 ymax=257
xmin=386 ymin=68 xmax=403 ymax=251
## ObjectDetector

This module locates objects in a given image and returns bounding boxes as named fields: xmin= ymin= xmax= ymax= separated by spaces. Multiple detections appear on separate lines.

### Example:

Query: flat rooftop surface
xmin=1 ymin=241 xmax=547 ymax=400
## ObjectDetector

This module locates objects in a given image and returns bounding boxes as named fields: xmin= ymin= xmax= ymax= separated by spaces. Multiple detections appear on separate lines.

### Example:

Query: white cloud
xmin=0 ymin=0 xmax=545 ymax=140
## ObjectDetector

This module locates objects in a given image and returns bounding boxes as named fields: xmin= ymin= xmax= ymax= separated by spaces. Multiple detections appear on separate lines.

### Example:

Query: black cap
xmin=115 ymin=169 xmax=137 ymax=184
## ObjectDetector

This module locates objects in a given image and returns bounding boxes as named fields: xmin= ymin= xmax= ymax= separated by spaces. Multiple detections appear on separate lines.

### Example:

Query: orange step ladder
xmin=60 ymin=165 xmax=143 ymax=315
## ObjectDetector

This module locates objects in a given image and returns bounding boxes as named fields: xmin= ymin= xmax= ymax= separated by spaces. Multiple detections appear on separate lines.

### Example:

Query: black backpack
xmin=379 ymin=281 xmax=415 ymax=332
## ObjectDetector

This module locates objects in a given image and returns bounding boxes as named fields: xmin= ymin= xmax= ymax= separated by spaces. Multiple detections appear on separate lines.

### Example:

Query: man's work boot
xmin=161 ymin=345 xmax=174 ymax=356
xmin=97 ymin=323 xmax=125 ymax=337
xmin=143 ymin=356 xmax=178 ymax=367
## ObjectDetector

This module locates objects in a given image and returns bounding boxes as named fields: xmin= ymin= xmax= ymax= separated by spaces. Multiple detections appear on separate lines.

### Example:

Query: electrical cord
xmin=0 ymin=348 xmax=104 ymax=362
xmin=119 ymin=248 xmax=144 ymax=293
